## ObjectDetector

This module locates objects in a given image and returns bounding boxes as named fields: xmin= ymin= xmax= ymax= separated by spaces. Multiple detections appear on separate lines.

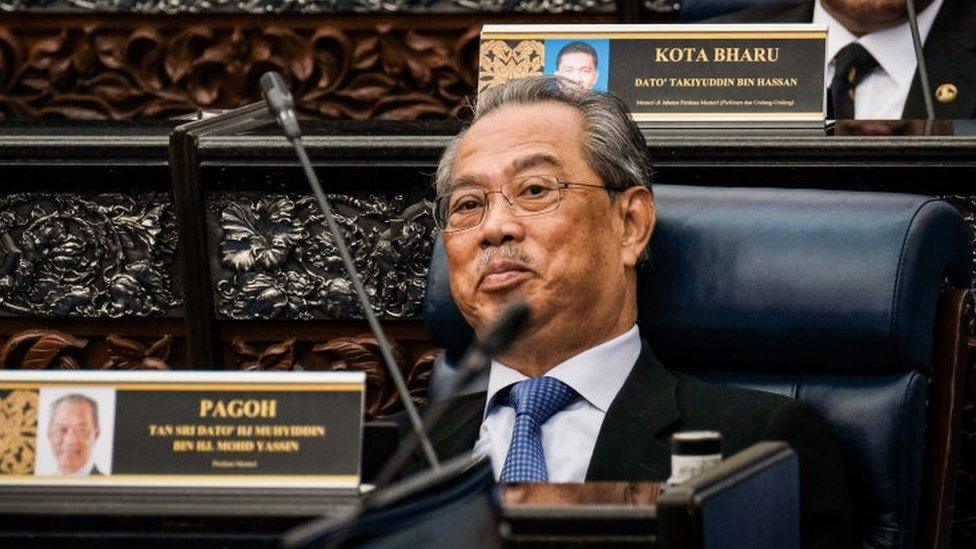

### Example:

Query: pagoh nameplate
xmin=0 ymin=370 xmax=364 ymax=488
xmin=478 ymin=24 xmax=827 ymax=126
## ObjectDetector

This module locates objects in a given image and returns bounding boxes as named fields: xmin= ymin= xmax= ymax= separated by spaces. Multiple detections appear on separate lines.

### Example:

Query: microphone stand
xmin=905 ymin=0 xmax=935 ymax=134
xmin=261 ymin=71 xmax=533 ymax=548
xmin=284 ymin=300 xmax=530 ymax=548
xmin=260 ymin=72 xmax=440 ymax=471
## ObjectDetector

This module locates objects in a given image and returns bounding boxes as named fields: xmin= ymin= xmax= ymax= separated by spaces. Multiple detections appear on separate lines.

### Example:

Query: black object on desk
xmin=498 ymin=442 xmax=798 ymax=548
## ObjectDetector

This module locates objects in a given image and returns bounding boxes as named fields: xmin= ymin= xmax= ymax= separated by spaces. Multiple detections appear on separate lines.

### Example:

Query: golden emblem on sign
xmin=0 ymin=390 xmax=38 ymax=474
xmin=935 ymin=83 xmax=958 ymax=103
xmin=478 ymin=40 xmax=545 ymax=93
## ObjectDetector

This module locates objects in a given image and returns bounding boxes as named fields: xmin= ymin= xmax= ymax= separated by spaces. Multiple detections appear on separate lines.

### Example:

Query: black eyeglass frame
xmin=432 ymin=177 xmax=612 ymax=233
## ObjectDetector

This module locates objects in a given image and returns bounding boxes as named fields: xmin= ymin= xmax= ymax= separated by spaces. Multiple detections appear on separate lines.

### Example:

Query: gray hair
xmin=435 ymin=76 xmax=652 ymax=196
xmin=50 ymin=393 xmax=99 ymax=429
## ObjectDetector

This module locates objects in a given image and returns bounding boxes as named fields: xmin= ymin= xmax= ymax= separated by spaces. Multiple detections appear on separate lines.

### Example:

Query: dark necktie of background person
xmin=499 ymin=376 xmax=580 ymax=482
xmin=828 ymin=43 xmax=880 ymax=119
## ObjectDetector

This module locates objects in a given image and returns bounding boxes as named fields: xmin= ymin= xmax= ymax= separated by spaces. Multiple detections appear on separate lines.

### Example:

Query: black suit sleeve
xmin=762 ymin=401 xmax=857 ymax=549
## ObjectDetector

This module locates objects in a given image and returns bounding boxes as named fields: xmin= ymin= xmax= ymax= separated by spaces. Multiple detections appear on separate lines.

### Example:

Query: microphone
xmin=259 ymin=71 xmax=440 ymax=471
xmin=259 ymin=71 xmax=301 ymax=140
xmin=905 ymin=0 xmax=935 ymax=123
xmin=450 ymin=300 xmax=532 ymax=393
xmin=368 ymin=300 xmax=532 ymax=490
xmin=284 ymin=300 xmax=532 ymax=549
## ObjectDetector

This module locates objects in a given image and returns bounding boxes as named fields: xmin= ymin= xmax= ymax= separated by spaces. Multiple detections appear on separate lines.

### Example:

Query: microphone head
xmin=259 ymin=71 xmax=301 ymax=140
xmin=260 ymin=71 xmax=293 ymax=107
xmin=478 ymin=300 xmax=532 ymax=356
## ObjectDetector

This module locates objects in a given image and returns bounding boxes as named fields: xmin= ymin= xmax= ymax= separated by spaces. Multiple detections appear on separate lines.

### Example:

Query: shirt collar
xmin=64 ymin=459 xmax=95 ymax=476
xmin=484 ymin=325 xmax=641 ymax=415
xmin=814 ymin=0 xmax=944 ymax=89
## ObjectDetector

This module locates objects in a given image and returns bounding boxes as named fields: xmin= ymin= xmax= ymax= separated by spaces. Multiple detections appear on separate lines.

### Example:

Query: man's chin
xmin=472 ymin=295 xmax=537 ymax=328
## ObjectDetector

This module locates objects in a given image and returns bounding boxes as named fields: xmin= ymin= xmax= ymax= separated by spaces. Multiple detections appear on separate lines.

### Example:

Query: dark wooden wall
xmin=0 ymin=2 xmax=974 ymax=544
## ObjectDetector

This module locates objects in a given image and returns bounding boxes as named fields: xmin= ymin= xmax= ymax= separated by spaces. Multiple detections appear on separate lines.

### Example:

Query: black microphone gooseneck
xmin=368 ymin=300 xmax=532 ymax=490
xmin=283 ymin=300 xmax=532 ymax=549
xmin=905 ymin=0 xmax=936 ymax=128
xmin=259 ymin=71 xmax=440 ymax=471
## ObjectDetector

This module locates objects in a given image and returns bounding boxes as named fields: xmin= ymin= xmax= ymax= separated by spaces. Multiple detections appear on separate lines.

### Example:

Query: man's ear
xmin=615 ymin=186 xmax=655 ymax=267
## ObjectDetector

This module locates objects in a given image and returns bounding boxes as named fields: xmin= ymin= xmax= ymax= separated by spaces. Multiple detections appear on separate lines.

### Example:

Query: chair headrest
xmin=424 ymin=186 xmax=971 ymax=374
xmin=424 ymin=236 xmax=474 ymax=361
xmin=640 ymin=186 xmax=970 ymax=375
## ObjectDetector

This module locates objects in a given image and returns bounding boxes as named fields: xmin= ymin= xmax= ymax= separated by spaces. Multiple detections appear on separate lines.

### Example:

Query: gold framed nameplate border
xmin=479 ymin=24 xmax=827 ymax=126
xmin=0 ymin=370 xmax=365 ymax=488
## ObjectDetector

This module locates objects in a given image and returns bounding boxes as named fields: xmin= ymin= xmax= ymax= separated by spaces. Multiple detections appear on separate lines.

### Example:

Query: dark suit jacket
xmin=710 ymin=0 xmax=976 ymax=119
xmin=409 ymin=344 xmax=855 ymax=548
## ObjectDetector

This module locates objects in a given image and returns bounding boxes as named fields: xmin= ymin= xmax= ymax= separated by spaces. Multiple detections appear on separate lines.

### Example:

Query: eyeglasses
xmin=433 ymin=174 xmax=608 ymax=232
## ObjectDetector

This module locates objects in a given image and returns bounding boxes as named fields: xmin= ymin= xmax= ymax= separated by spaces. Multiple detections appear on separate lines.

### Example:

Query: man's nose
xmin=478 ymin=193 xmax=524 ymax=247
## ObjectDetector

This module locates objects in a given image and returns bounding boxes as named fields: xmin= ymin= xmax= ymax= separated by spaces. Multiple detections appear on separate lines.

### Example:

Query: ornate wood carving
xmin=0 ymin=16 xmax=488 ymax=120
xmin=0 ymin=193 xmax=180 ymax=318
xmin=0 ymin=0 xmax=616 ymax=14
xmin=0 ymin=329 xmax=177 ymax=370
xmin=103 ymin=333 xmax=172 ymax=370
xmin=229 ymin=333 xmax=436 ymax=420
xmin=211 ymin=192 xmax=435 ymax=320
xmin=0 ymin=329 xmax=88 ymax=370
xmin=231 ymin=337 xmax=297 ymax=371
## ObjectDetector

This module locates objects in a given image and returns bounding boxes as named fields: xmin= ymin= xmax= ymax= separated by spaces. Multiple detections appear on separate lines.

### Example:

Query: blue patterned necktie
xmin=499 ymin=376 xmax=580 ymax=483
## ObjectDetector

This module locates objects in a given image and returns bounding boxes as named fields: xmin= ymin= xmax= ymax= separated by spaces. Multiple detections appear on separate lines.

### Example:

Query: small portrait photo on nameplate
xmin=0 ymin=370 xmax=365 ymax=488
xmin=479 ymin=24 xmax=827 ymax=127
xmin=35 ymin=388 xmax=115 ymax=477
xmin=544 ymin=39 xmax=611 ymax=92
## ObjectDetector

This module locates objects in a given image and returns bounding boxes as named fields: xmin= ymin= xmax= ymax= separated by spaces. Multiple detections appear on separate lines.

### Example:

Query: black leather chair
xmin=423 ymin=185 xmax=971 ymax=549
xmin=678 ymin=0 xmax=807 ymax=21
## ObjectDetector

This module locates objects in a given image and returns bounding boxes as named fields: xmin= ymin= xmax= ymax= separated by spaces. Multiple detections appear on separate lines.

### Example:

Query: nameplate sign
xmin=0 ymin=370 xmax=364 ymax=488
xmin=478 ymin=24 xmax=827 ymax=125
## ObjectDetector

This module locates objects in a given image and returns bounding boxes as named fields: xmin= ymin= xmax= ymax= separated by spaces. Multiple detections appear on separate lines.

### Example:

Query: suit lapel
xmin=902 ymin=0 xmax=976 ymax=118
xmin=790 ymin=1 xmax=814 ymax=23
xmin=586 ymin=344 xmax=681 ymax=481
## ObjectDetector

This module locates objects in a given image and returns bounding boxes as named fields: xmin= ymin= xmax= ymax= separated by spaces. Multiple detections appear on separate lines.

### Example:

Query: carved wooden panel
xmin=208 ymin=192 xmax=434 ymax=320
xmin=0 ymin=0 xmax=618 ymax=14
xmin=0 ymin=328 xmax=183 ymax=370
xmin=0 ymin=12 xmax=621 ymax=121
xmin=227 ymin=333 xmax=436 ymax=420
xmin=0 ymin=324 xmax=438 ymax=420
xmin=0 ymin=16 xmax=481 ymax=120
xmin=0 ymin=193 xmax=180 ymax=318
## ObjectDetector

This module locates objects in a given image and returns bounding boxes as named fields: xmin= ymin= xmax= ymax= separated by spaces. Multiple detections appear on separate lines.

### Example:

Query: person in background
xmin=711 ymin=0 xmax=975 ymax=119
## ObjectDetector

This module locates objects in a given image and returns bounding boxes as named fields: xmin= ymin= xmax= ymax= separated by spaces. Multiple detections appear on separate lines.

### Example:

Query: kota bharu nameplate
xmin=0 ymin=370 xmax=364 ymax=488
xmin=479 ymin=24 xmax=827 ymax=126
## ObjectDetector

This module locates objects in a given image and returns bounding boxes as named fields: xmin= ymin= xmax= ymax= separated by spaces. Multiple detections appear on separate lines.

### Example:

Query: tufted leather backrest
xmin=423 ymin=185 xmax=971 ymax=548
xmin=640 ymin=187 xmax=970 ymax=375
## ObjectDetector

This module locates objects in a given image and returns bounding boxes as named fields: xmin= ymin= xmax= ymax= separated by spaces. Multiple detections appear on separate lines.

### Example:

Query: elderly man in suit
xmin=711 ymin=0 xmax=976 ymax=119
xmin=419 ymin=76 xmax=855 ymax=547
xmin=47 ymin=394 xmax=103 ymax=476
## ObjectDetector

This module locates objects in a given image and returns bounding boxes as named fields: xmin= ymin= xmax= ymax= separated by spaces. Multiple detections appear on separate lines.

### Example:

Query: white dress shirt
xmin=474 ymin=325 xmax=641 ymax=482
xmin=63 ymin=459 xmax=96 ymax=476
xmin=815 ymin=0 xmax=943 ymax=119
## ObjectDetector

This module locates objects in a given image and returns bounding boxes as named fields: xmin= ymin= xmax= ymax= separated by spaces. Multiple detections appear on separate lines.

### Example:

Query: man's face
xmin=48 ymin=401 xmax=99 ymax=474
xmin=443 ymin=101 xmax=649 ymax=366
xmin=556 ymin=52 xmax=599 ymax=90
xmin=821 ymin=0 xmax=937 ymax=35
